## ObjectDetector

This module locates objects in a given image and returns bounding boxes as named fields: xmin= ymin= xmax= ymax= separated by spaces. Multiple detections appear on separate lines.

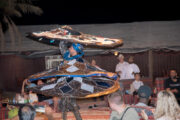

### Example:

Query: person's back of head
xmin=137 ymin=85 xmax=152 ymax=105
xmin=108 ymin=91 xmax=124 ymax=110
xmin=155 ymin=90 xmax=180 ymax=120
xmin=18 ymin=105 xmax=36 ymax=120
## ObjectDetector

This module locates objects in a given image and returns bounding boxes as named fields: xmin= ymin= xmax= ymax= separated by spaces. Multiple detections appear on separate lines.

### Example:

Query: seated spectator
xmin=91 ymin=59 xmax=104 ymax=70
xmin=128 ymin=56 xmax=140 ymax=79
xmin=154 ymin=90 xmax=180 ymax=120
xmin=42 ymin=97 xmax=61 ymax=119
xmin=135 ymin=85 xmax=154 ymax=116
xmin=33 ymin=79 xmax=52 ymax=103
xmin=88 ymin=59 xmax=105 ymax=72
xmin=108 ymin=91 xmax=140 ymax=120
xmin=29 ymin=91 xmax=38 ymax=104
xmin=136 ymin=85 xmax=152 ymax=107
xmin=91 ymin=59 xmax=99 ymax=68
xmin=48 ymin=97 xmax=60 ymax=112
xmin=21 ymin=79 xmax=37 ymax=94
xmin=18 ymin=105 xmax=36 ymax=120
xmin=130 ymin=73 xmax=144 ymax=95
xmin=164 ymin=69 xmax=180 ymax=104
xmin=8 ymin=105 xmax=19 ymax=119
xmin=37 ymin=79 xmax=44 ymax=85
xmin=13 ymin=93 xmax=29 ymax=104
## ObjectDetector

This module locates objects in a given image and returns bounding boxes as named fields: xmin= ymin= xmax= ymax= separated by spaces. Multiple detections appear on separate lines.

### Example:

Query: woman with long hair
xmin=154 ymin=90 xmax=180 ymax=120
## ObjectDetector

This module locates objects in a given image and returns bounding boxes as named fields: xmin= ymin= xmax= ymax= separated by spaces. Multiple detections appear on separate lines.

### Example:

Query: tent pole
xmin=148 ymin=50 xmax=153 ymax=78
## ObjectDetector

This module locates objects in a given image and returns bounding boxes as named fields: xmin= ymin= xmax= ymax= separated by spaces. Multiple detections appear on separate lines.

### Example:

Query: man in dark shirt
xmin=164 ymin=69 xmax=180 ymax=104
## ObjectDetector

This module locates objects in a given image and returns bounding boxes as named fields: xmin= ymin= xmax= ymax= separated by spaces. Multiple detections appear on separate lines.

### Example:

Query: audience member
xmin=43 ymin=97 xmax=61 ymax=119
xmin=115 ymin=54 xmax=130 ymax=80
xmin=18 ymin=105 xmax=36 ymax=120
xmin=130 ymin=73 xmax=144 ymax=95
xmin=37 ymin=79 xmax=44 ymax=85
xmin=21 ymin=79 xmax=37 ymax=94
xmin=154 ymin=90 xmax=180 ymax=120
xmin=135 ymin=85 xmax=154 ymax=116
xmin=8 ymin=105 xmax=19 ymax=119
xmin=136 ymin=85 xmax=152 ymax=107
xmin=29 ymin=91 xmax=38 ymax=104
xmin=164 ymin=69 xmax=180 ymax=104
xmin=108 ymin=91 xmax=140 ymax=120
xmin=13 ymin=93 xmax=29 ymax=104
xmin=91 ymin=59 xmax=104 ymax=71
xmin=51 ymin=97 xmax=60 ymax=112
xmin=32 ymin=79 xmax=52 ymax=103
xmin=91 ymin=59 xmax=99 ymax=68
xmin=128 ymin=56 xmax=140 ymax=79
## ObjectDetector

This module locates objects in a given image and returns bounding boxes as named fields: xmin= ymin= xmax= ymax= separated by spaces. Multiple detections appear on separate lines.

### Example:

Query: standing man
xmin=115 ymin=54 xmax=129 ymax=80
xmin=128 ymin=56 xmax=140 ymax=79
xmin=164 ymin=69 xmax=180 ymax=104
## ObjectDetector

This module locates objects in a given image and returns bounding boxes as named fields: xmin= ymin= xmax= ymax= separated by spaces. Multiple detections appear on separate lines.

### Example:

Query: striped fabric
xmin=155 ymin=77 xmax=167 ymax=92
xmin=123 ymin=94 xmax=139 ymax=105
xmin=0 ymin=106 xmax=9 ymax=120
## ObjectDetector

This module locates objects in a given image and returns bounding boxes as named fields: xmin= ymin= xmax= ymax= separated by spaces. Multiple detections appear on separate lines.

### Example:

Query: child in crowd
xmin=127 ymin=73 xmax=144 ymax=95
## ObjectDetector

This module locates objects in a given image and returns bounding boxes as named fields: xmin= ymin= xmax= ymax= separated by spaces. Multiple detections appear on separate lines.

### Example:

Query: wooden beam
xmin=148 ymin=50 xmax=153 ymax=78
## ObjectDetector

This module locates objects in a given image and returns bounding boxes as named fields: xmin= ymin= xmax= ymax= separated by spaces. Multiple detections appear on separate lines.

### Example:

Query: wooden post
xmin=148 ymin=50 xmax=153 ymax=78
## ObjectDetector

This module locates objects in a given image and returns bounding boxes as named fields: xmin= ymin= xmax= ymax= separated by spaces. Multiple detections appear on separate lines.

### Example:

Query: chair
xmin=0 ymin=105 xmax=9 ymax=120
xmin=121 ymin=78 xmax=153 ymax=105
xmin=123 ymin=94 xmax=138 ymax=105
xmin=155 ymin=77 xmax=167 ymax=93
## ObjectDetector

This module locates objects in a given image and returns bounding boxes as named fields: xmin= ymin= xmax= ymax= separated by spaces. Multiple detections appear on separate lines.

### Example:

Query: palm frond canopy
xmin=0 ymin=0 xmax=43 ymax=51
xmin=0 ymin=0 xmax=43 ymax=17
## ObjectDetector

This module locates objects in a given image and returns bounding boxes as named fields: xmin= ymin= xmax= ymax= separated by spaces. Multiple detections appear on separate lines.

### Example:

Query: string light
xmin=114 ymin=51 xmax=118 ymax=56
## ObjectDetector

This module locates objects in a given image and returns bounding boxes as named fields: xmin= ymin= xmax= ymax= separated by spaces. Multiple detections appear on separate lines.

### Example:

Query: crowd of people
xmin=1 ymin=48 xmax=180 ymax=120
xmin=108 ymin=89 xmax=180 ymax=120
xmin=109 ymin=53 xmax=180 ymax=120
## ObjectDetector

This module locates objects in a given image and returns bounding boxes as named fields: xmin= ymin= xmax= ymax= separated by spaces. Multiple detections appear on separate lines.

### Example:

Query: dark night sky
xmin=12 ymin=0 xmax=180 ymax=25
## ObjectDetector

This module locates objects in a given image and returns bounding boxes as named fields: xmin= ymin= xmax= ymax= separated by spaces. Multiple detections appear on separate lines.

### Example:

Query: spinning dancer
xmin=26 ymin=26 xmax=121 ymax=120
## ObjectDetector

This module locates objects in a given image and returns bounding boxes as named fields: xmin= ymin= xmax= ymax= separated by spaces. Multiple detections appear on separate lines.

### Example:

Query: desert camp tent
xmin=0 ymin=21 xmax=180 ymax=91
xmin=1 ymin=20 xmax=180 ymax=55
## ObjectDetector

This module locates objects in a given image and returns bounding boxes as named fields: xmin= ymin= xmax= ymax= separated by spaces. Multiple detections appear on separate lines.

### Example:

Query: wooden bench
xmin=120 ymin=77 xmax=153 ymax=90
xmin=120 ymin=78 xmax=153 ymax=105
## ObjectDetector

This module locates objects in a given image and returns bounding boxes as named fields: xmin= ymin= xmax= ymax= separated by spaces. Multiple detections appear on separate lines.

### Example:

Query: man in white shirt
xmin=128 ymin=56 xmax=140 ymax=79
xmin=115 ymin=54 xmax=130 ymax=80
